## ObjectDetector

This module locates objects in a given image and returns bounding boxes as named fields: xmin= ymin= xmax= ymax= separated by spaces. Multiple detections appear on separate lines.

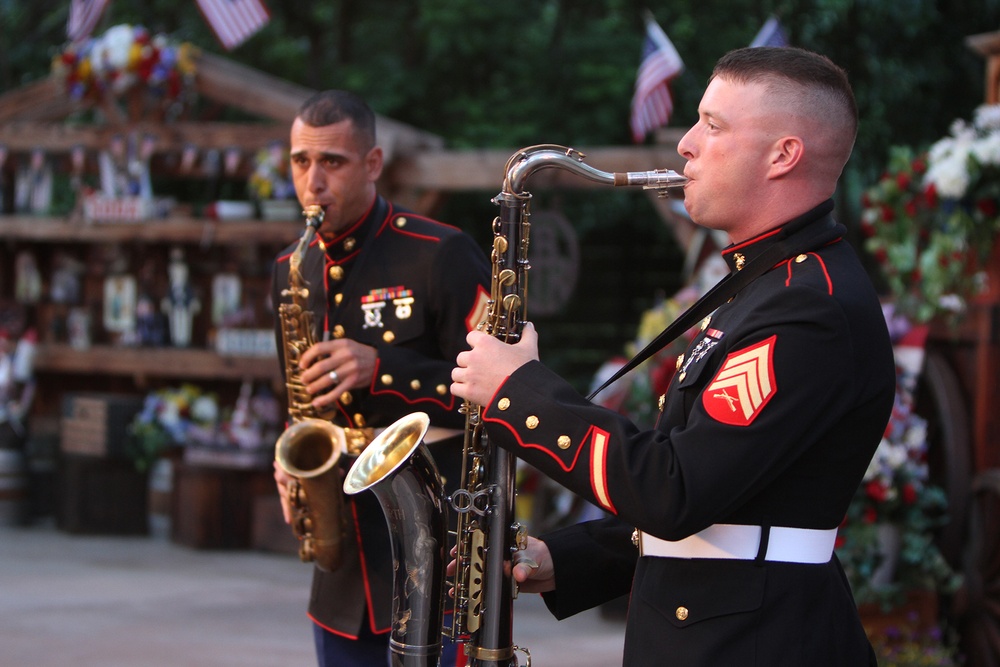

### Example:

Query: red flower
xmin=912 ymin=157 xmax=927 ymax=174
xmin=880 ymin=204 xmax=895 ymax=222
xmin=976 ymin=198 xmax=997 ymax=217
xmin=866 ymin=480 xmax=888 ymax=503
xmin=863 ymin=506 xmax=878 ymax=524
xmin=902 ymin=483 xmax=918 ymax=505
xmin=925 ymin=183 xmax=938 ymax=208
xmin=896 ymin=172 xmax=911 ymax=190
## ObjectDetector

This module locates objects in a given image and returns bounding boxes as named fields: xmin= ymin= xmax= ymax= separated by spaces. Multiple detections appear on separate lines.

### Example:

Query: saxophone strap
xmin=587 ymin=210 xmax=842 ymax=401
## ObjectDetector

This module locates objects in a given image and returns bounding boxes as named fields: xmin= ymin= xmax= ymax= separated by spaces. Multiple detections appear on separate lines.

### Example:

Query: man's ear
xmin=768 ymin=135 xmax=804 ymax=179
xmin=366 ymin=146 xmax=384 ymax=181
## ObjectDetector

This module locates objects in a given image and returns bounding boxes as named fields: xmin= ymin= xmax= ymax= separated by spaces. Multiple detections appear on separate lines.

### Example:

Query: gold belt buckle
xmin=343 ymin=427 xmax=375 ymax=455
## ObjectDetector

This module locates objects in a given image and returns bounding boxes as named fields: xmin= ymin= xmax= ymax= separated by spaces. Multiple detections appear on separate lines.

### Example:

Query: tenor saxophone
xmin=275 ymin=204 xmax=349 ymax=572
xmin=344 ymin=146 xmax=686 ymax=667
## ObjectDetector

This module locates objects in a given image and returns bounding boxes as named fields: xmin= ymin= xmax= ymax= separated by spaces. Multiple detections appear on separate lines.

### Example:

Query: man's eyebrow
xmin=289 ymin=150 xmax=345 ymax=160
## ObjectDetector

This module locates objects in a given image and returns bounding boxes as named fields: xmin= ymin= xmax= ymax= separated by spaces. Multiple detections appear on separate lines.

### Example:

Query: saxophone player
xmin=272 ymin=90 xmax=490 ymax=667
xmin=452 ymin=47 xmax=894 ymax=666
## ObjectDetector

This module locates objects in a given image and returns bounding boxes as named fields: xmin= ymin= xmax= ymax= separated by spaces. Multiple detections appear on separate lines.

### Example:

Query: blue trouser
xmin=313 ymin=622 xmax=460 ymax=667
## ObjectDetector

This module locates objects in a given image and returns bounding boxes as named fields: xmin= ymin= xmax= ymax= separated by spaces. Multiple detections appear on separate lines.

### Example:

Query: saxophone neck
xmin=502 ymin=144 xmax=688 ymax=197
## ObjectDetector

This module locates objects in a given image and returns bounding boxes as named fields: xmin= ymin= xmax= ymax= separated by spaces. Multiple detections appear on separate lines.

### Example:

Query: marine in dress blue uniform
xmin=273 ymin=195 xmax=489 ymax=665
xmin=451 ymin=47 xmax=895 ymax=666
xmin=479 ymin=202 xmax=894 ymax=665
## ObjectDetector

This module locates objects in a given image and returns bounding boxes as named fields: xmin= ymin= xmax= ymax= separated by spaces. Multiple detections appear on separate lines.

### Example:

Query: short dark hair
xmin=297 ymin=90 xmax=376 ymax=150
xmin=712 ymin=46 xmax=858 ymax=141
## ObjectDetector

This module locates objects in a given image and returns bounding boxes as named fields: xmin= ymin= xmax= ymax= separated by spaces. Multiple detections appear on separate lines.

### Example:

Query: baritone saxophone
xmin=345 ymin=146 xmax=687 ymax=667
xmin=275 ymin=204 xmax=348 ymax=572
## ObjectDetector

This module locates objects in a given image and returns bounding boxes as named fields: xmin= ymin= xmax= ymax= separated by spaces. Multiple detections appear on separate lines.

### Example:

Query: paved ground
xmin=0 ymin=520 xmax=625 ymax=667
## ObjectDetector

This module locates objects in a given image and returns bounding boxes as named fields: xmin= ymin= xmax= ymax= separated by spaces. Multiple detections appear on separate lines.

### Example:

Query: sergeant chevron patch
xmin=702 ymin=335 xmax=777 ymax=426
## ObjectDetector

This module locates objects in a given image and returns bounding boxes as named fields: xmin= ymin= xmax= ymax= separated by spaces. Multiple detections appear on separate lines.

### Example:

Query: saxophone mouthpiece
xmin=303 ymin=204 xmax=325 ymax=229
xmin=614 ymin=169 xmax=688 ymax=198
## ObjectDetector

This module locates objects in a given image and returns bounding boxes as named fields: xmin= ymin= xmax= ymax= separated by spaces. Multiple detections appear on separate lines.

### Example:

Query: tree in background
xmin=3 ymin=0 xmax=999 ymax=385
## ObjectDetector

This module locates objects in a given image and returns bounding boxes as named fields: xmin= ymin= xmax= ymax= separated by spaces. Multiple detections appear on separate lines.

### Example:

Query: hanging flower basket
xmin=861 ymin=104 xmax=1000 ymax=324
xmin=51 ymin=24 xmax=199 ymax=119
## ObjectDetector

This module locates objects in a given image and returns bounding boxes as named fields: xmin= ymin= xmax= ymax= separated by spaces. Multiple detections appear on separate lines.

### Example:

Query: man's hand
xmin=451 ymin=322 xmax=539 ymax=406
xmin=445 ymin=535 xmax=556 ymax=596
xmin=299 ymin=338 xmax=378 ymax=409
xmin=512 ymin=536 xmax=556 ymax=594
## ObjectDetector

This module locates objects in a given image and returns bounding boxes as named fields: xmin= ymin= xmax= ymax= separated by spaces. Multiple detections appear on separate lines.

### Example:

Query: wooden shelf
xmin=33 ymin=344 xmax=281 ymax=383
xmin=0 ymin=215 xmax=302 ymax=245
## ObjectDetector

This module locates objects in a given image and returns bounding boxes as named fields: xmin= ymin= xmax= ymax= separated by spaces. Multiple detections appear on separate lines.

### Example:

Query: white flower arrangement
xmin=925 ymin=104 xmax=1000 ymax=198
xmin=861 ymin=104 xmax=1000 ymax=323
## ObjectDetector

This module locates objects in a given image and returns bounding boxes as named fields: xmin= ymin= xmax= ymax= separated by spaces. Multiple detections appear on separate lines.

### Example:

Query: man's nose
xmin=677 ymin=126 xmax=696 ymax=160
xmin=306 ymin=164 xmax=325 ymax=191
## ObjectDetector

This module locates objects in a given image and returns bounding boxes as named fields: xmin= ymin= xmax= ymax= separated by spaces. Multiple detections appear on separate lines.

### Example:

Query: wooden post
xmin=967 ymin=30 xmax=1000 ymax=104
xmin=964 ymin=31 xmax=1000 ymax=471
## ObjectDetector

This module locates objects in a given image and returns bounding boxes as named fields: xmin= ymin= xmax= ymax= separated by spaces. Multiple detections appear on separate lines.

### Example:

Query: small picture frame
xmin=103 ymin=274 xmax=137 ymax=334
xmin=211 ymin=273 xmax=242 ymax=327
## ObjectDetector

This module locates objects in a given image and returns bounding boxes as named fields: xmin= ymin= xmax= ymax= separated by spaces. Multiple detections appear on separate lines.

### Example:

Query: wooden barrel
xmin=0 ymin=448 xmax=27 ymax=526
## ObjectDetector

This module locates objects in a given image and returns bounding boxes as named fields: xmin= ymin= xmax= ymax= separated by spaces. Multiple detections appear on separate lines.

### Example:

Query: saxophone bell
xmin=275 ymin=419 xmax=348 ymax=571
xmin=344 ymin=413 xmax=449 ymax=667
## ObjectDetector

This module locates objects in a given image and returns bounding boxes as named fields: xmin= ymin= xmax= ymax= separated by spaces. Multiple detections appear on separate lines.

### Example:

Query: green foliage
xmin=5 ymin=0 xmax=1000 ymax=384
xmin=6 ymin=1 xmax=999 ymax=188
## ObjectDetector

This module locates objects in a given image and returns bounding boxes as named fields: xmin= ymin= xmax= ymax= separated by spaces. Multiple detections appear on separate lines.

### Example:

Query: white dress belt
xmin=638 ymin=524 xmax=837 ymax=564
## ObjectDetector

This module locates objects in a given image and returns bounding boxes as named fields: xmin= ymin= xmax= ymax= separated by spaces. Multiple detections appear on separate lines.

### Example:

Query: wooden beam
xmin=193 ymin=52 xmax=313 ymax=123
xmin=0 ymin=77 xmax=77 ymax=124
xmin=967 ymin=30 xmax=1000 ymax=104
xmin=33 ymin=343 xmax=281 ymax=383
xmin=384 ymin=134 xmax=687 ymax=191
xmin=0 ymin=120 xmax=289 ymax=154
xmin=193 ymin=52 xmax=444 ymax=159
xmin=1 ymin=54 xmax=443 ymax=161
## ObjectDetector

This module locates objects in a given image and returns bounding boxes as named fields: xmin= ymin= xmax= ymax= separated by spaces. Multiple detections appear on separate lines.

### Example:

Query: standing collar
xmin=320 ymin=195 xmax=388 ymax=260
xmin=720 ymin=200 xmax=837 ymax=272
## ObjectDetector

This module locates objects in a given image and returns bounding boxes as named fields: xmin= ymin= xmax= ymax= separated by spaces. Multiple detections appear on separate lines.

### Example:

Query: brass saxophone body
xmin=275 ymin=204 xmax=348 ymax=572
xmin=344 ymin=146 xmax=686 ymax=667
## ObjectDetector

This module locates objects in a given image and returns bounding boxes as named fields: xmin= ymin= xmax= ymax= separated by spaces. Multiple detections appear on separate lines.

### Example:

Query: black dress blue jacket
xmin=480 ymin=201 xmax=895 ymax=666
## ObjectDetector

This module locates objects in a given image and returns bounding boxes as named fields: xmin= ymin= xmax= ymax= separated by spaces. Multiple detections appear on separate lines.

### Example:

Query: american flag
xmin=630 ymin=13 xmax=684 ymax=144
xmin=195 ymin=0 xmax=271 ymax=51
xmin=750 ymin=16 xmax=789 ymax=48
xmin=66 ymin=0 xmax=111 ymax=43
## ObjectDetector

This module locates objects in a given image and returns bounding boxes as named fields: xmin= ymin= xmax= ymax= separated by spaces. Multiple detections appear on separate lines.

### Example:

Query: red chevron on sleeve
xmin=702 ymin=335 xmax=777 ymax=426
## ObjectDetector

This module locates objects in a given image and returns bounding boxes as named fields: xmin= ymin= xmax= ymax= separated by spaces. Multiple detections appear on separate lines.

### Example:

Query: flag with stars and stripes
xmin=630 ymin=13 xmax=684 ymax=144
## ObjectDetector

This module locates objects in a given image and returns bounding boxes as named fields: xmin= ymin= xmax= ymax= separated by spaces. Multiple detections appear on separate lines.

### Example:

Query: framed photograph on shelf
xmin=103 ymin=274 xmax=137 ymax=335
